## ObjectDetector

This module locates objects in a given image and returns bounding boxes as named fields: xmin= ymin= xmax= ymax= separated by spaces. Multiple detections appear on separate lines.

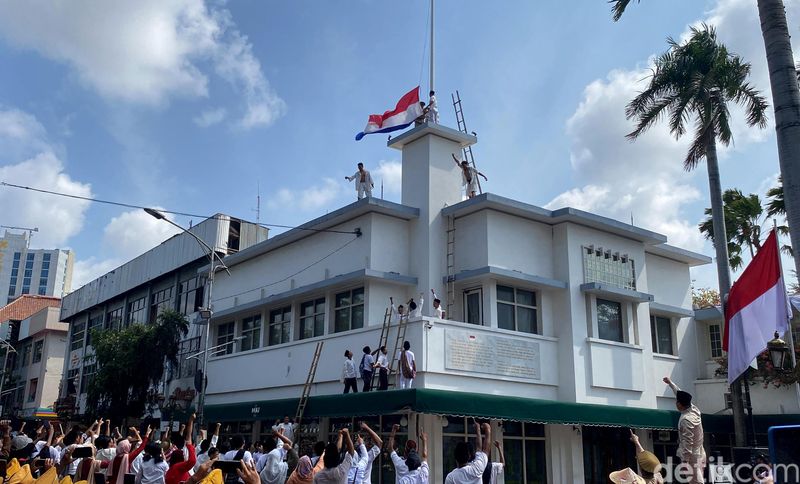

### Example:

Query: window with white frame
xmin=269 ymin=307 xmax=291 ymax=346
xmin=334 ymin=288 xmax=364 ymax=333
xmin=497 ymin=285 xmax=537 ymax=333
xmin=463 ymin=288 xmax=483 ymax=325
xmin=501 ymin=421 xmax=547 ymax=484
xmin=709 ymin=323 xmax=723 ymax=359
xmin=650 ymin=315 xmax=675 ymax=355
xmin=583 ymin=246 xmax=636 ymax=290
xmin=300 ymin=298 xmax=325 ymax=339
xmin=597 ymin=298 xmax=624 ymax=343
xmin=241 ymin=315 xmax=262 ymax=351
xmin=215 ymin=322 xmax=236 ymax=356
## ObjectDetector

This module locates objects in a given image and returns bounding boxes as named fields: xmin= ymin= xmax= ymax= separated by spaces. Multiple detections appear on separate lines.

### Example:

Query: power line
xmin=0 ymin=181 xmax=359 ymax=236
xmin=211 ymin=235 xmax=361 ymax=303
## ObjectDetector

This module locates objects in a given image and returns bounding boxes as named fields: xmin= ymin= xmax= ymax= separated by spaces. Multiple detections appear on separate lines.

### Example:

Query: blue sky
xmin=0 ymin=0 xmax=796 ymax=290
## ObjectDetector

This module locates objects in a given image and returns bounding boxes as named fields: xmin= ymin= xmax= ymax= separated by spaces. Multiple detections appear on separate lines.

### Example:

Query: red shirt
xmin=165 ymin=444 xmax=196 ymax=484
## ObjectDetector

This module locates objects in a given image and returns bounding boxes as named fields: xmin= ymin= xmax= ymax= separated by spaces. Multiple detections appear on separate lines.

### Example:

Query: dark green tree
xmin=87 ymin=309 xmax=188 ymax=421
xmin=699 ymin=189 xmax=763 ymax=271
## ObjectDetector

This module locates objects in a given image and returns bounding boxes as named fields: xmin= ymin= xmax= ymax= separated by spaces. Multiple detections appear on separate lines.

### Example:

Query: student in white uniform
xmin=342 ymin=350 xmax=359 ymax=394
xmin=430 ymin=289 xmax=444 ymax=318
xmin=313 ymin=429 xmax=355 ymax=484
xmin=390 ymin=297 xmax=409 ymax=325
xmin=426 ymin=91 xmax=439 ymax=124
xmin=444 ymin=421 xmax=489 ymax=484
xmin=345 ymin=163 xmax=374 ymax=200
xmin=357 ymin=423 xmax=383 ymax=484
xmin=360 ymin=346 xmax=376 ymax=392
xmin=397 ymin=430 xmax=428 ymax=484
xmin=374 ymin=346 xmax=390 ymax=391
xmin=451 ymin=153 xmax=487 ymax=199
xmin=272 ymin=417 xmax=298 ymax=446
xmin=387 ymin=424 xmax=411 ymax=484
xmin=398 ymin=341 xmax=416 ymax=390
xmin=224 ymin=436 xmax=254 ymax=465
xmin=482 ymin=441 xmax=505 ymax=484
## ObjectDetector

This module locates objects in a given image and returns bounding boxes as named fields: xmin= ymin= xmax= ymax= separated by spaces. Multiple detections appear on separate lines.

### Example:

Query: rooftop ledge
xmin=444 ymin=266 xmax=567 ymax=290
xmin=580 ymin=282 xmax=654 ymax=303
xmin=387 ymin=122 xmax=477 ymax=150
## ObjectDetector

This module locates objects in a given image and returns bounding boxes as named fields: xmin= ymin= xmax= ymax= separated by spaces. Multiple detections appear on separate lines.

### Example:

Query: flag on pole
xmin=355 ymin=87 xmax=423 ymax=141
xmin=724 ymin=229 xmax=792 ymax=384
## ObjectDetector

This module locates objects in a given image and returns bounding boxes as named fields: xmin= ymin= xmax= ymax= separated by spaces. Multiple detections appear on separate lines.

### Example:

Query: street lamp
xmin=767 ymin=331 xmax=790 ymax=371
xmin=144 ymin=208 xmax=230 ymax=430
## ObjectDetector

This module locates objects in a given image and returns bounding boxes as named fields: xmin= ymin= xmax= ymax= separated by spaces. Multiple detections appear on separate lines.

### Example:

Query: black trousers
xmin=362 ymin=370 xmax=373 ymax=392
xmin=343 ymin=378 xmax=358 ymax=393
xmin=378 ymin=368 xmax=389 ymax=390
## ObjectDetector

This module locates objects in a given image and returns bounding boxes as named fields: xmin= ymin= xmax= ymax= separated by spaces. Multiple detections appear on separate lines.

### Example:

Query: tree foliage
xmin=87 ymin=309 xmax=188 ymax=421
xmin=692 ymin=287 xmax=720 ymax=309
xmin=699 ymin=189 xmax=763 ymax=270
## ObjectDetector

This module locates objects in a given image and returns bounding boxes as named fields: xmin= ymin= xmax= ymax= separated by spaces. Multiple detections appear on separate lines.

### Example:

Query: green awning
xmin=205 ymin=389 xmax=681 ymax=430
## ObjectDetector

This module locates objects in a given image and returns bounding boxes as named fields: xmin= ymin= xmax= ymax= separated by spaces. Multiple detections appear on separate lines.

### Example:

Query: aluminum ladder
xmin=451 ymin=90 xmax=482 ymax=195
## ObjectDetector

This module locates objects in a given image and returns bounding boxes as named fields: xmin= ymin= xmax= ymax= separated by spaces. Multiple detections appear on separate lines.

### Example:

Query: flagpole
xmin=429 ymin=0 xmax=434 ymax=95
xmin=774 ymin=221 xmax=800 ymax=407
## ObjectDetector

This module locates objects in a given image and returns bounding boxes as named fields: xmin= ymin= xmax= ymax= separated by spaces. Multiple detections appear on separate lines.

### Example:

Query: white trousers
xmin=399 ymin=376 xmax=414 ymax=389
xmin=357 ymin=182 xmax=372 ymax=199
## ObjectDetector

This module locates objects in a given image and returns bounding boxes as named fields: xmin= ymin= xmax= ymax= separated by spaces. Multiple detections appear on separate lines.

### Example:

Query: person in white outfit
xmin=664 ymin=377 xmax=706 ymax=484
xmin=444 ymin=421 xmax=489 ymax=484
xmin=272 ymin=417 xmax=298 ymax=446
xmin=374 ymin=346 xmax=390 ymax=391
xmin=357 ymin=423 xmax=383 ymax=484
xmin=314 ymin=429 xmax=354 ymax=484
xmin=430 ymin=289 xmax=444 ymax=319
xmin=398 ymin=431 xmax=428 ymax=484
xmin=342 ymin=350 xmax=359 ymax=393
xmin=390 ymin=297 xmax=409 ymax=325
xmin=426 ymin=91 xmax=439 ymax=124
xmin=451 ymin=154 xmax=487 ymax=199
xmin=345 ymin=163 xmax=374 ymax=199
xmin=398 ymin=341 xmax=416 ymax=390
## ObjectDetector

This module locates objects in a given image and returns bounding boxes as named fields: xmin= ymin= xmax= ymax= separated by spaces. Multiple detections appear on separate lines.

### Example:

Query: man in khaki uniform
xmin=664 ymin=377 xmax=706 ymax=483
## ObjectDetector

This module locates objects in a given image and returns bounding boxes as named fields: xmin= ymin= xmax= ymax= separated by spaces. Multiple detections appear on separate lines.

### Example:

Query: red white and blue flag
xmin=724 ymin=229 xmax=792 ymax=384
xmin=355 ymin=87 xmax=423 ymax=141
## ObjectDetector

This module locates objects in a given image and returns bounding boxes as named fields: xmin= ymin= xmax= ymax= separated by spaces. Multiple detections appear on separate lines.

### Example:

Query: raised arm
xmin=494 ymin=441 xmax=505 ymax=466
xmin=184 ymin=413 xmax=196 ymax=444
xmin=360 ymin=423 xmax=383 ymax=449
xmin=274 ymin=428 xmax=293 ymax=449
xmin=481 ymin=423 xmax=491 ymax=455
xmin=473 ymin=420 xmax=483 ymax=454
xmin=451 ymin=153 xmax=461 ymax=166
xmin=211 ymin=423 xmax=220 ymax=447
xmin=388 ymin=424 xmax=399 ymax=451
xmin=663 ymin=376 xmax=680 ymax=395
xmin=342 ymin=428 xmax=355 ymax=456
xmin=420 ymin=431 xmax=428 ymax=462
xmin=629 ymin=430 xmax=645 ymax=455
xmin=336 ymin=430 xmax=344 ymax=452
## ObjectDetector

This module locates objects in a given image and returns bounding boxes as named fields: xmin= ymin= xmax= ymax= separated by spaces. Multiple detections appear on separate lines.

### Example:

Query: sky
xmin=0 ymin=0 xmax=797 ymax=292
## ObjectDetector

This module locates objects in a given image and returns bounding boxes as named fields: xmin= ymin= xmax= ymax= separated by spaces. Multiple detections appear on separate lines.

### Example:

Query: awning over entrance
xmin=206 ymin=389 xmax=684 ymax=430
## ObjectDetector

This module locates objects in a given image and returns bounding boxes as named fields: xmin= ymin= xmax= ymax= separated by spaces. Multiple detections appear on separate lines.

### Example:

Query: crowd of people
xmin=0 ymin=412 xmax=508 ymax=484
xmin=340 ymin=294 xmax=445 ymax=395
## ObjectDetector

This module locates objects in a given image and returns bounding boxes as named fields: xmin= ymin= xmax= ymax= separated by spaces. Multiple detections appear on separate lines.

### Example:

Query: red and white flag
xmin=724 ymin=229 xmax=792 ymax=384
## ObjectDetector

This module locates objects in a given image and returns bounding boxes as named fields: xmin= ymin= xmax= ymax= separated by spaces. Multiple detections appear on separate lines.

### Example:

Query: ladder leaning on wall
xmin=294 ymin=340 xmax=323 ymax=425
xmin=370 ymin=307 xmax=393 ymax=389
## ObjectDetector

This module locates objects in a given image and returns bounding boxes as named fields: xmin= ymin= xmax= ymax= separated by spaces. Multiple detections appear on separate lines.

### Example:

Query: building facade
xmin=0 ymin=230 xmax=74 ymax=304
xmin=58 ymin=215 xmax=267 ymax=417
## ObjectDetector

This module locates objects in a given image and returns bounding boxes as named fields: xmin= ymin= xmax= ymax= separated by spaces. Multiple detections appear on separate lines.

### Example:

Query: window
xmin=150 ymin=287 xmax=174 ymax=322
xmin=215 ymin=322 xmax=236 ymax=356
xmin=300 ymin=298 xmax=325 ymax=339
xmin=32 ymin=340 xmax=43 ymax=364
xmin=38 ymin=255 xmax=50 ymax=295
xmin=464 ymin=288 xmax=483 ymax=325
xmin=178 ymin=276 xmax=206 ymax=315
xmin=80 ymin=362 xmax=97 ymax=394
xmin=86 ymin=314 xmax=103 ymax=346
xmin=8 ymin=252 xmax=20 ymax=296
xmin=497 ymin=285 xmax=537 ymax=333
xmin=597 ymin=299 xmax=624 ymax=343
xmin=21 ymin=253 xmax=34 ymax=294
xmin=241 ymin=315 xmax=263 ymax=351
xmin=709 ymin=323 xmax=723 ymax=359
xmin=70 ymin=322 xmax=86 ymax=351
xmin=501 ymin=421 xmax=547 ymax=484
xmin=175 ymin=337 xmax=201 ymax=379
xmin=19 ymin=344 xmax=31 ymax=368
xmin=650 ymin=316 xmax=675 ymax=355
xmin=334 ymin=288 xmax=364 ymax=333
xmin=126 ymin=296 xmax=147 ymax=325
xmin=269 ymin=307 xmax=291 ymax=346
xmin=583 ymin=246 xmax=636 ymax=290
xmin=66 ymin=368 xmax=79 ymax=394
xmin=28 ymin=378 xmax=38 ymax=402
xmin=106 ymin=307 xmax=123 ymax=330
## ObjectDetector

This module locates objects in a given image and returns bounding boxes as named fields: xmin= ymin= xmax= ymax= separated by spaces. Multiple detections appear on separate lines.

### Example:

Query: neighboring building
xmin=0 ymin=295 xmax=63 ymax=417
xmin=59 ymin=215 xmax=268 ymax=417
xmin=0 ymin=231 xmax=75 ymax=304
xmin=192 ymin=123 xmax=800 ymax=483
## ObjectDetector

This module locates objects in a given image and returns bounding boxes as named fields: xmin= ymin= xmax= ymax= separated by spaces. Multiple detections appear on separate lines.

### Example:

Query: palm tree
xmin=625 ymin=25 xmax=767 ymax=447
xmin=767 ymin=176 xmax=794 ymax=256
xmin=699 ymin=189 xmax=763 ymax=270
xmin=612 ymin=0 xmax=800 ymax=306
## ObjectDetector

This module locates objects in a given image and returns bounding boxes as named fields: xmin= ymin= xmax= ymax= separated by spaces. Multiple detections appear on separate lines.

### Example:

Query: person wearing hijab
xmin=285 ymin=454 xmax=325 ymax=484
xmin=106 ymin=439 xmax=132 ymax=484
xmin=256 ymin=430 xmax=292 ymax=484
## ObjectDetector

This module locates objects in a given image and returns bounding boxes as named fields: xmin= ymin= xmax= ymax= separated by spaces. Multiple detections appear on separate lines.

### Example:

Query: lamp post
xmin=767 ymin=331 xmax=790 ymax=371
xmin=144 ymin=208 xmax=230 ymax=430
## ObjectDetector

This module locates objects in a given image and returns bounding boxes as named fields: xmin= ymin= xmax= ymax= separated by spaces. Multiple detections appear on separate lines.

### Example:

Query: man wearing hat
xmin=664 ymin=376 xmax=706 ymax=483
xmin=609 ymin=430 xmax=663 ymax=484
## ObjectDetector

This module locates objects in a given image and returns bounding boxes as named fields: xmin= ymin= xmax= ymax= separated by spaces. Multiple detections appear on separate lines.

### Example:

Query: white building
xmin=196 ymin=124 xmax=800 ymax=482
xmin=0 ymin=231 xmax=74 ymax=304
xmin=59 ymin=215 xmax=267 ymax=418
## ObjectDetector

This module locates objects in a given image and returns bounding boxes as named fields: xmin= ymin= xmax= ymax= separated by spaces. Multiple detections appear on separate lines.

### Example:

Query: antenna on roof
xmin=252 ymin=182 xmax=261 ymax=224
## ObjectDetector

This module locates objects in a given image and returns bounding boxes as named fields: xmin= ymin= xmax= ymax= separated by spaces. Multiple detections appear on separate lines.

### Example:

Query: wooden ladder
xmin=295 ymin=341 xmax=324 ymax=425
xmin=387 ymin=314 xmax=409 ymax=388
xmin=370 ymin=307 xmax=393 ymax=389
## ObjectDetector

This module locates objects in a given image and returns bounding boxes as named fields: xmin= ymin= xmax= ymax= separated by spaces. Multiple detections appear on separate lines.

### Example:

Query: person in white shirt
xmin=410 ymin=293 xmax=424 ymax=319
xmin=398 ymin=431 xmax=428 ymax=484
xmin=194 ymin=423 xmax=221 ymax=473
xmin=272 ymin=417 xmax=298 ymax=446
xmin=346 ymin=439 xmax=366 ymax=484
xmin=135 ymin=442 xmax=169 ymax=484
xmin=426 ymin=91 xmax=439 ymax=124
xmin=257 ymin=429 xmax=293 ymax=484
xmin=224 ymin=436 xmax=254 ymax=465
xmin=482 ymin=440 xmax=505 ymax=484
xmin=390 ymin=297 xmax=409 ymax=325
xmin=398 ymin=341 xmax=416 ymax=389
xmin=374 ymin=346 xmax=390 ymax=391
xmin=360 ymin=346 xmax=376 ymax=392
xmin=342 ymin=350 xmax=359 ymax=393
xmin=430 ymin=289 xmax=444 ymax=319
xmin=357 ymin=423 xmax=383 ymax=484
xmin=664 ymin=377 xmax=705 ymax=484
xmin=451 ymin=154 xmax=487 ymax=199
xmin=345 ymin=163 xmax=374 ymax=200
xmin=313 ymin=429 xmax=355 ymax=484
xmin=387 ymin=424 xmax=410 ymax=484
xmin=444 ymin=421 xmax=489 ymax=484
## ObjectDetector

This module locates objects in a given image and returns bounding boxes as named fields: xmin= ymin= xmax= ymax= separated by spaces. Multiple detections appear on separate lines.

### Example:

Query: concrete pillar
xmin=546 ymin=424 xmax=585 ymax=483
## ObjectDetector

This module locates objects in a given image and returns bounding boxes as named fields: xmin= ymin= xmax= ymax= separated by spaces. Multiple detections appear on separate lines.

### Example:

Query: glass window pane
xmin=352 ymin=287 xmax=364 ymax=305
xmin=351 ymin=304 xmax=364 ymax=330
xmin=525 ymin=423 xmax=545 ymax=437
xmin=502 ymin=421 xmax=523 ymax=437
xmin=269 ymin=325 xmax=281 ymax=346
xmin=502 ymin=439 xmax=524 ymax=484
xmin=497 ymin=285 xmax=515 ymax=303
xmin=315 ymin=315 xmax=325 ymax=338
xmin=656 ymin=317 xmax=673 ymax=355
xmin=597 ymin=299 xmax=623 ymax=342
xmin=466 ymin=292 xmax=481 ymax=325
xmin=301 ymin=302 xmax=313 ymax=317
xmin=525 ymin=440 xmax=547 ymax=484
xmin=442 ymin=436 xmax=467 ymax=478
xmin=516 ymin=289 xmax=535 ymax=307
xmin=516 ymin=307 xmax=536 ymax=334
xmin=335 ymin=291 xmax=350 ymax=308
xmin=334 ymin=308 xmax=350 ymax=333
xmin=281 ymin=322 xmax=290 ymax=344
xmin=315 ymin=299 xmax=325 ymax=313
xmin=442 ymin=416 xmax=465 ymax=434
xmin=498 ymin=303 xmax=515 ymax=330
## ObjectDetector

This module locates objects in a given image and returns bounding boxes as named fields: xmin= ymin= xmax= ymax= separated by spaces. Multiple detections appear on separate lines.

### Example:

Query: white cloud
xmin=0 ymin=0 xmax=285 ymax=129
xmin=193 ymin=107 xmax=227 ymax=127
xmin=267 ymin=178 xmax=343 ymax=212
xmin=102 ymin=209 xmax=182 ymax=262
xmin=372 ymin=160 xmax=402 ymax=195
xmin=0 ymin=108 xmax=92 ymax=248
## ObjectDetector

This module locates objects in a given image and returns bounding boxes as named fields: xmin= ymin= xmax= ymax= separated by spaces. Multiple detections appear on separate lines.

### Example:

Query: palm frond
xmin=610 ymin=0 xmax=636 ymax=22
xmin=685 ymin=115 xmax=713 ymax=170
xmin=732 ymin=83 xmax=769 ymax=128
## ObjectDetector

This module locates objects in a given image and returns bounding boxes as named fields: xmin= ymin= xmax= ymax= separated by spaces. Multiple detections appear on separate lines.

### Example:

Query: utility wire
xmin=211 ymin=235 xmax=361 ymax=303
xmin=0 ymin=181 xmax=360 ymax=236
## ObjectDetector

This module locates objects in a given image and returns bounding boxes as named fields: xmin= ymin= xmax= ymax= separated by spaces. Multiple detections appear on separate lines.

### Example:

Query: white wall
xmin=486 ymin=211 xmax=554 ymax=278
xmin=645 ymin=254 xmax=691 ymax=308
